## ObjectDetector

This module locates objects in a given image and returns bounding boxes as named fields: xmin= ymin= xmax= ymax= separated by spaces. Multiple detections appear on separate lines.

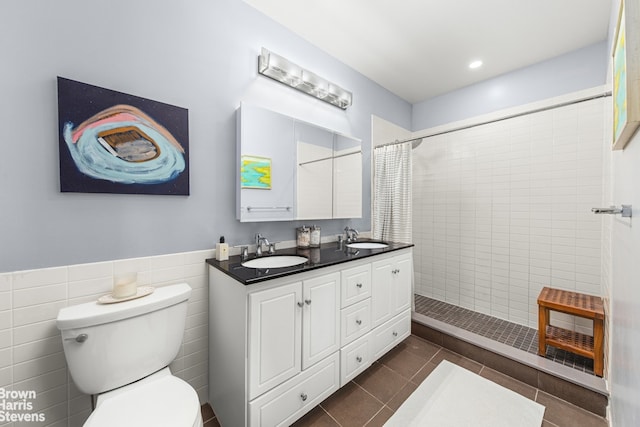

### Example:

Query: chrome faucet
xmin=344 ymin=227 xmax=359 ymax=243
xmin=255 ymin=233 xmax=270 ymax=256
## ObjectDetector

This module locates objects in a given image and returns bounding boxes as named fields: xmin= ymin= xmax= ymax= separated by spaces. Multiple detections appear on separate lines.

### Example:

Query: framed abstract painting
xmin=612 ymin=0 xmax=640 ymax=150
xmin=57 ymin=77 xmax=190 ymax=195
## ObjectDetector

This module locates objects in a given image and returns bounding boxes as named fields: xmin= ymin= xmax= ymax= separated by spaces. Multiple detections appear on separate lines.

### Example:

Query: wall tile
xmin=13 ymin=367 xmax=67 ymax=394
xmin=13 ymin=336 xmax=63 ymax=364
xmin=0 ymin=292 xmax=10 ymax=312
xmin=13 ymin=284 xmax=66 ymax=309
xmin=12 ymin=267 xmax=67 ymax=290
xmin=0 ymin=348 xmax=11 ymax=370
xmin=13 ymin=352 xmax=67 ymax=383
xmin=0 ymin=329 xmax=12 ymax=349
xmin=0 ymin=273 xmax=11 ymax=292
xmin=67 ymin=277 xmax=112 ymax=299
xmin=0 ymin=366 xmax=12 ymax=389
xmin=67 ymin=262 xmax=112 ymax=282
xmin=13 ymin=320 xmax=59 ymax=346
xmin=13 ymin=301 xmax=67 ymax=328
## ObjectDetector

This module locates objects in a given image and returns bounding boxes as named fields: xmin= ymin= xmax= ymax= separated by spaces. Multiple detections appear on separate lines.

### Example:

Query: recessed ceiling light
xmin=469 ymin=60 xmax=483 ymax=69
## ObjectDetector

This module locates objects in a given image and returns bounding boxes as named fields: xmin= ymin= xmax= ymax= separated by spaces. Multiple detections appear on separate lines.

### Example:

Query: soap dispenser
xmin=216 ymin=236 xmax=229 ymax=261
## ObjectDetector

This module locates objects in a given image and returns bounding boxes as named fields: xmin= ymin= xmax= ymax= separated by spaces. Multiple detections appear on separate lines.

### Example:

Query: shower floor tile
xmin=414 ymin=294 xmax=596 ymax=375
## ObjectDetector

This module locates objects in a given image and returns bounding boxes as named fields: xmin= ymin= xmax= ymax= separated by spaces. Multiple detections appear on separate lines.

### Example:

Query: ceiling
xmin=243 ymin=0 xmax=613 ymax=104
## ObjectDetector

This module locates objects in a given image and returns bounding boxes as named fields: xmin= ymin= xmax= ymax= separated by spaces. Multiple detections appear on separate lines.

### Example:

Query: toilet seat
xmin=84 ymin=368 xmax=203 ymax=427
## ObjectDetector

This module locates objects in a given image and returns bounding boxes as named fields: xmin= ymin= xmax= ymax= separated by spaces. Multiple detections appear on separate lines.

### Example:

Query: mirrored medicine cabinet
xmin=236 ymin=103 xmax=362 ymax=222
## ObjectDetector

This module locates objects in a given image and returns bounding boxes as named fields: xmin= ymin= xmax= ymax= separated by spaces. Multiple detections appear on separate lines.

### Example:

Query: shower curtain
xmin=372 ymin=142 xmax=412 ymax=243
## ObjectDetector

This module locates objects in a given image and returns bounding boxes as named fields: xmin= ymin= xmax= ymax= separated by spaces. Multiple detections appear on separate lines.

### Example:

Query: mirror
xmin=237 ymin=103 xmax=362 ymax=222
xmin=333 ymin=134 xmax=362 ymax=218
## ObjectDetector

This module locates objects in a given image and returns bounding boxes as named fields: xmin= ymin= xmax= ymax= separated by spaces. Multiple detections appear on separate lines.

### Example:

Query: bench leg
xmin=593 ymin=318 xmax=604 ymax=377
xmin=538 ymin=305 xmax=548 ymax=356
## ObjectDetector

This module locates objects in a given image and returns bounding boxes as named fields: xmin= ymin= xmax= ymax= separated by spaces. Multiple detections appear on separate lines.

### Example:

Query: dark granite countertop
xmin=206 ymin=239 xmax=414 ymax=285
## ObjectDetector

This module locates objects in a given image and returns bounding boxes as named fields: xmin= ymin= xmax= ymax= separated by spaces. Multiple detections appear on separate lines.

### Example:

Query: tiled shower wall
xmin=412 ymin=97 xmax=607 ymax=333
xmin=0 ymin=249 xmax=212 ymax=427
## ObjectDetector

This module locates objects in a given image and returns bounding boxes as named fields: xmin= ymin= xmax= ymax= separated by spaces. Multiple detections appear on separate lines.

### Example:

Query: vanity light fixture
xmin=258 ymin=47 xmax=353 ymax=109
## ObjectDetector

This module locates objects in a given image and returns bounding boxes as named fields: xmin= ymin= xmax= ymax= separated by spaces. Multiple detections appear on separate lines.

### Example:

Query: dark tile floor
xmin=201 ymin=334 xmax=607 ymax=427
xmin=414 ymin=294 xmax=596 ymax=375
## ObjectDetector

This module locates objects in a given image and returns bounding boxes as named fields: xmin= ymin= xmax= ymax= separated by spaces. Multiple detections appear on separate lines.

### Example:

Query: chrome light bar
xmin=258 ymin=47 xmax=352 ymax=109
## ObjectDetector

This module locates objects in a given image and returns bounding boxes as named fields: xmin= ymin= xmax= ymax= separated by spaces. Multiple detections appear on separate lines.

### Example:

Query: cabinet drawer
xmin=340 ymin=332 xmax=372 ymax=386
xmin=249 ymin=352 xmax=339 ymax=427
xmin=341 ymin=263 xmax=371 ymax=308
xmin=371 ymin=309 xmax=411 ymax=360
xmin=340 ymin=299 xmax=371 ymax=346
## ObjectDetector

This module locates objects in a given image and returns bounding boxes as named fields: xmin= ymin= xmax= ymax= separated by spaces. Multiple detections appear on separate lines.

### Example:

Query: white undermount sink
xmin=241 ymin=255 xmax=308 ymax=269
xmin=346 ymin=242 xmax=389 ymax=249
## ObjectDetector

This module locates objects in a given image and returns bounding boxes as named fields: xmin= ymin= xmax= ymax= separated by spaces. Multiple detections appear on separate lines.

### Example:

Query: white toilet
xmin=56 ymin=282 xmax=203 ymax=427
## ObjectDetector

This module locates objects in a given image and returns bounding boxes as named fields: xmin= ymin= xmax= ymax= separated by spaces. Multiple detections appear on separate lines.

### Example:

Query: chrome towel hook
xmin=591 ymin=205 xmax=632 ymax=218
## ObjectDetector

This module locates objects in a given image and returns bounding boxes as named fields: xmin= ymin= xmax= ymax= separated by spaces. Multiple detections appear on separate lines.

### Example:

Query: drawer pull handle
xmin=392 ymin=331 xmax=398 ymax=337
xmin=392 ymin=269 xmax=400 ymax=274
xmin=356 ymin=319 xmax=362 ymax=325
xmin=356 ymin=283 xmax=363 ymax=288
xmin=297 ymin=302 xmax=304 ymax=308
xmin=356 ymin=356 xmax=362 ymax=363
xmin=300 ymin=392 xmax=308 ymax=402
xmin=305 ymin=299 xmax=312 ymax=305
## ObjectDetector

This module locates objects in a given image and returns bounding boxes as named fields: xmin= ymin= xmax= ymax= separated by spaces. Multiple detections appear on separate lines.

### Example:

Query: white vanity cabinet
xmin=209 ymin=248 xmax=412 ymax=427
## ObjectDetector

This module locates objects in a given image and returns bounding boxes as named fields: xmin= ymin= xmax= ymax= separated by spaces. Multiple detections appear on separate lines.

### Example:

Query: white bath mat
xmin=384 ymin=360 xmax=545 ymax=427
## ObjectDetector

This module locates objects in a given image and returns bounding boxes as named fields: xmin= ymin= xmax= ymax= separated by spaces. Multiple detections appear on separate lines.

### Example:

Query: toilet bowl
xmin=56 ymin=283 xmax=203 ymax=427
xmin=84 ymin=368 xmax=202 ymax=427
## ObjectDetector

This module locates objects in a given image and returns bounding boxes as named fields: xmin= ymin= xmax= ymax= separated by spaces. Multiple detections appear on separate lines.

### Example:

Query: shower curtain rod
xmin=379 ymin=90 xmax=612 ymax=149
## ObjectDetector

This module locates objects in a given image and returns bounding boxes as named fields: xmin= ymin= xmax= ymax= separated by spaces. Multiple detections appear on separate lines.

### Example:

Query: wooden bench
xmin=537 ymin=287 xmax=605 ymax=377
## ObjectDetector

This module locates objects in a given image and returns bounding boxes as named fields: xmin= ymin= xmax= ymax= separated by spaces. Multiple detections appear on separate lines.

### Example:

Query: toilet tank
xmin=56 ymin=283 xmax=192 ymax=395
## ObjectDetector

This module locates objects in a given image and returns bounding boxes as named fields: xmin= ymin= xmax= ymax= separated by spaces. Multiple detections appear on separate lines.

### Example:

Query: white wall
xmin=0 ymin=250 xmax=212 ymax=427
xmin=609 ymin=129 xmax=640 ymax=425
xmin=412 ymin=93 xmax=607 ymax=331
xmin=0 ymin=0 xmax=412 ymax=273
xmin=412 ymin=41 xmax=608 ymax=131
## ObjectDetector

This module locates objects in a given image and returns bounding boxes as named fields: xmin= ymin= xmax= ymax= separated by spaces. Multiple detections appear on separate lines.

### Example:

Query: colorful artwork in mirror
xmin=240 ymin=155 xmax=272 ymax=189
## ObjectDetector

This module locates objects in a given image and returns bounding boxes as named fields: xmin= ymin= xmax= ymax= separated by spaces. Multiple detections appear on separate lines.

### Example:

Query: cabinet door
xmin=302 ymin=272 xmax=340 ymax=370
xmin=249 ymin=282 xmax=302 ymax=400
xmin=371 ymin=258 xmax=394 ymax=328
xmin=392 ymin=253 xmax=413 ymax=315
xmin=372 ymin=252 xmax=413 ymax=328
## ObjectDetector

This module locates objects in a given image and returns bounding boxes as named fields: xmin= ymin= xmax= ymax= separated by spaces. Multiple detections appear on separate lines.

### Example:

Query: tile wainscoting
xmin=0 ymin=249 xmax=213 ymax=427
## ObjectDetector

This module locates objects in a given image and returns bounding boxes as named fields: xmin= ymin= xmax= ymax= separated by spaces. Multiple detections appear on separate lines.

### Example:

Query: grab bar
xmin=591 ymin=205 xmax=632 ymax=218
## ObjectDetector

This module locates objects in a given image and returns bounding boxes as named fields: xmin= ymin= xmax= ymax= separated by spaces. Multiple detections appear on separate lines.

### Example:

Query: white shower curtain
xmin=372 ymin=142 xmax=412 ymax=243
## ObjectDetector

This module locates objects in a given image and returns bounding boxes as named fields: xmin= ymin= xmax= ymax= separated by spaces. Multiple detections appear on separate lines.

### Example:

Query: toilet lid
xmin=85 ymin=373 xmax=200 ymax=427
